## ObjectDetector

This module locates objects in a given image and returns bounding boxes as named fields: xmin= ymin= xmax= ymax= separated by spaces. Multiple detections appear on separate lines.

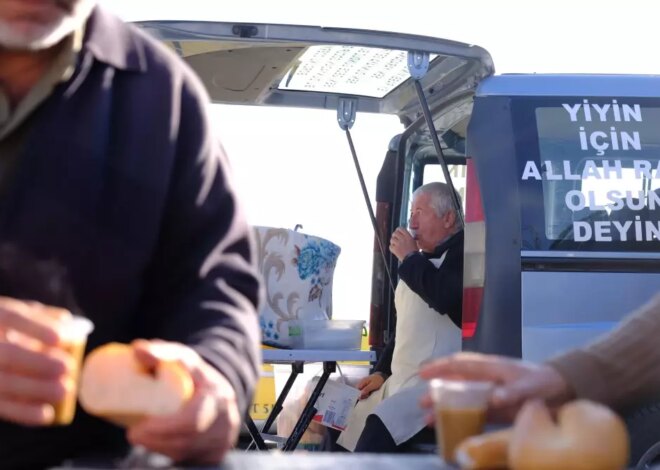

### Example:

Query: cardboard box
xmin=311 ymin=379 xmax=360 ymax=431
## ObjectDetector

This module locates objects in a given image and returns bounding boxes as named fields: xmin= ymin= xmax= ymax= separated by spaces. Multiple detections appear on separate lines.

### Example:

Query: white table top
xmin=262 ymin=349 xmax=376 ymax=363
xmin=51 ymin=450 xmax=450 ymax=469
xmin=220 ymin=452 xmax=449 ymax=469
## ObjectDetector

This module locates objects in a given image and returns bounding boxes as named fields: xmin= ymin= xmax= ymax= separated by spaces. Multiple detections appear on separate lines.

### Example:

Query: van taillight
xmin=463 ymin=158 xmax=485 ymax=339
xmin=462 ymin=287 xmax=483 ymax=339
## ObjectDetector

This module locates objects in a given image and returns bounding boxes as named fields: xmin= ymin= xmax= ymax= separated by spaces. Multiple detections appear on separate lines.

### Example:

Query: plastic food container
xmin=288 ymin=319 xmax=365 ymax=350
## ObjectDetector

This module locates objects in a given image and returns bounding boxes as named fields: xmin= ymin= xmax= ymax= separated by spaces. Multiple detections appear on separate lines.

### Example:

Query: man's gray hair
xmin=412 ymin=182 xmax=463 ymax=218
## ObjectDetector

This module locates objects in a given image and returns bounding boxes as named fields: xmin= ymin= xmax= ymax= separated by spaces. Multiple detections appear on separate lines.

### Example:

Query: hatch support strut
xmin=408 ymin=51 xmax=465 ymax=228
xmin=337 ymin=97 xmax=395 ymax=294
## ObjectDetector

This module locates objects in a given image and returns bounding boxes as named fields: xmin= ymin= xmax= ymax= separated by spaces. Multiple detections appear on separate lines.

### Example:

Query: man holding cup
xmin=420 ymin=293 xmax=660 ymax=420
xmin=0 ymin=1 xmax=261 ymax=468
xmin=334 ymin=182 xmax=464 ymax=452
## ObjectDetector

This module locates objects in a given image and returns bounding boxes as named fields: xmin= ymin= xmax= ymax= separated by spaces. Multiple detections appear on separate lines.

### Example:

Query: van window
xmin=422 ymin=164 xmax=467 ymax=211
xmin=516 ymin=98 xmax=660 ymax=252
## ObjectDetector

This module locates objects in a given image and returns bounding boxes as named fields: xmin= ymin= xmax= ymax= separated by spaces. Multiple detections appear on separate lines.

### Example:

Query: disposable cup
xmin=429 ymin=379 xmax=494 ymax=463
xmin=52 ymin=316 xmax=94 ymax=425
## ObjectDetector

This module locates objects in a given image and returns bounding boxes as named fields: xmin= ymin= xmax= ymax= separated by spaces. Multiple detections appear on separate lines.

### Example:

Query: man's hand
xmin=357 ymin=373 xmax=386 ymax=400
xmin=126 ymin=340 xmax=241 ymax=465
xmin=0 ymin=297 xmax=73 ymax=426
xmin=389 ymin=227 xmax=418 ymax=261
xmin=418 ymin=352 xmax=573 ymax=423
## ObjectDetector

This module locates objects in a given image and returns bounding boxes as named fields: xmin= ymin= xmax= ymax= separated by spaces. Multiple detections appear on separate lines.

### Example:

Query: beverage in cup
xmin=429 ymin=379 xmax=494 ymax=463
xmin=407 ymin=223 xmax=417 ymax=240
xmin=52 ymin=316 xmax=94 ymax=425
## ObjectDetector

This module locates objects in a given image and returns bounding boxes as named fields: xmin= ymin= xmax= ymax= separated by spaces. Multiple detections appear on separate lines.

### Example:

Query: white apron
xmin=337 ymin=253 xmax=461 ymax=451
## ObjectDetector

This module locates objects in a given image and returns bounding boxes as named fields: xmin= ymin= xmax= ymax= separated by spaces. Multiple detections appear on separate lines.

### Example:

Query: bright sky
xmin=100 ymin=0 xmax=660 ymax=323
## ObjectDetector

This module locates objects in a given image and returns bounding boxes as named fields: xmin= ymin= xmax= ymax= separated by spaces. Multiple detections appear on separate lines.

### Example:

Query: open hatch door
xmin=137 ymin=21 xmax=493 ymax=124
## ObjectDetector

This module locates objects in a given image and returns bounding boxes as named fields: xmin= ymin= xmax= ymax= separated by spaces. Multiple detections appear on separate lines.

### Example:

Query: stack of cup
xmin=429 ymin=379 xmax=494 ymax=464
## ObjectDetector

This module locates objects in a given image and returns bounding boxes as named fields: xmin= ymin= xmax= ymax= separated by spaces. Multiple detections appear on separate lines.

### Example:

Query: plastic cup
xmin=429 ymin=379 xmax=494 ymax=463
xmin=407 ymin=225 xmax=417 ymax=240
xmin=52 ymin=316 xmax=94 ymax=425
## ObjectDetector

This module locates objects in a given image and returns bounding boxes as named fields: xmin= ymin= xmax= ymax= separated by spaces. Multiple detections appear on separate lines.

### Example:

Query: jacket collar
xmin=82 ymin=6 xmax=147 ymax=73
xmin=428 ymin=229 xmax=464 ymax=258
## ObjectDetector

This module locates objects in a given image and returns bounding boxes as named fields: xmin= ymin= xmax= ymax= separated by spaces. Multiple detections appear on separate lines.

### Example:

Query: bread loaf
xmin=509 ymin=400 xmax=629 ymax=470
xmin=79 ymin=342 xmax=194 ymax=427
xmin=454 ymin=428 xmax=511 ymax=469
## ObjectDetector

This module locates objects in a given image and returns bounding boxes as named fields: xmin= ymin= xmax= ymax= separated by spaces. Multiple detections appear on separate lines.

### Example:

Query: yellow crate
xmin=249 ymin=359 xmax=276 ymax=421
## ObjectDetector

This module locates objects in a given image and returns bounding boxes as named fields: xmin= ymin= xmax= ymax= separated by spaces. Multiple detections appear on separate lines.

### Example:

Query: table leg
xmin=261 ymin=361 xmax=304 ymax=435
xmin=282 ymin=361 xmax=337 ymax=451
xmin=245 ymin=413 xmax=268 ymax=450
xmin=247 ymin=360 xmax=304 ymax=450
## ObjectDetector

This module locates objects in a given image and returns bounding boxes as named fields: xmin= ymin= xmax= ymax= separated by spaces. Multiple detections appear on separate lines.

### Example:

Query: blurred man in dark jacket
xmin=0 ymin=1 xmax=261 ymax=467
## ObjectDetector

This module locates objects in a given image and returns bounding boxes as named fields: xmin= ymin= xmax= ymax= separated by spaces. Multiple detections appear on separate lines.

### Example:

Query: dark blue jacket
xmin=0 ymin=7 xmax=261 ymax=467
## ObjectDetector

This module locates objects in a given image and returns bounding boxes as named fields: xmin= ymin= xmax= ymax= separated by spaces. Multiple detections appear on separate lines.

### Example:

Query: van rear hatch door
xmin=137 ymin=21 xmax=493 ymax=124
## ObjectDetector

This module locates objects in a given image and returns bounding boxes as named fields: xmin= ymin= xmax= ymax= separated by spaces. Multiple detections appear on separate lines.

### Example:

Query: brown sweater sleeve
xmin=547 ymin=293 xmax=660 ymax=409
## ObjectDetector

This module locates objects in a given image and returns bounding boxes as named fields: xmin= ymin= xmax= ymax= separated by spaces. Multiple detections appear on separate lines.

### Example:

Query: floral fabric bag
xmin=254 ymin=226 xmax=341 ymax=347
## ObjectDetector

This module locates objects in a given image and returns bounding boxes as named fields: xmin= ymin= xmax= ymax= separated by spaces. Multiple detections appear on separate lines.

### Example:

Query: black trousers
xmin=322 ymin=414 xmax=435 ymax=453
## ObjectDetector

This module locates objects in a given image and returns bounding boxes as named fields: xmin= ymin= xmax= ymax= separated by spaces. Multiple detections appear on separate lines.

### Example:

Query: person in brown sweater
xmin=419 ymin=293 xmax=660 ymax=420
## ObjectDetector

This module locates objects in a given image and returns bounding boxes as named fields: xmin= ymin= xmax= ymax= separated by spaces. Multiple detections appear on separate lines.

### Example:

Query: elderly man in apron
xmin=336 ymin=182 xmax=463 ymax=453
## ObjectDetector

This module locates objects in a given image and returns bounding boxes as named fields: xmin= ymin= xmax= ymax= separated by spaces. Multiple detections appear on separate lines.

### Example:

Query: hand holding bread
xmin=79 ymin=340 xmax=240 ymax=465
xmin=79 ymin=342 xmax=194 ymax=426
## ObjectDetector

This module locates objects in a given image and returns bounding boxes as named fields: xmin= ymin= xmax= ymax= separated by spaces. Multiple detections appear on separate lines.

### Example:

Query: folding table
xmin=246 ymin=349 xmax=376 ymax=451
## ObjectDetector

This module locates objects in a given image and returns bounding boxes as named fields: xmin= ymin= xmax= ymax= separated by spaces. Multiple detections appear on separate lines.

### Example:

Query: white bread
xmin=79 ymin=342 xmax=194 ymax=427
xmin=454 ymin=428 xmax=511 ymax=469
xmin=509 ymin=400 xmax=629 ymax=470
